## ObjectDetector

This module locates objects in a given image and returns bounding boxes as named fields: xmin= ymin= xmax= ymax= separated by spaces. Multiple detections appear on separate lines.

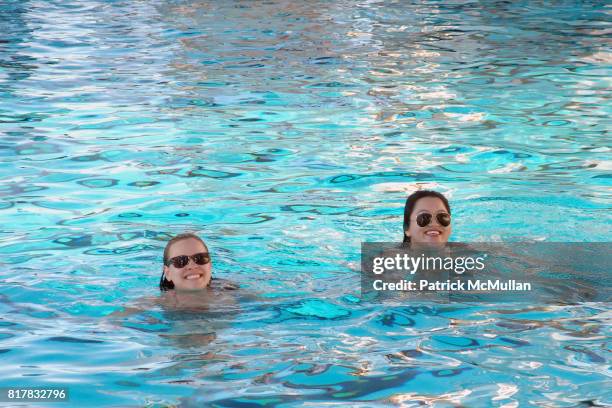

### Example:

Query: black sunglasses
xmin=416 ymin=212 xmax=451 ymax=227
xmin=165 ymin=252 xmax=211 ymax=268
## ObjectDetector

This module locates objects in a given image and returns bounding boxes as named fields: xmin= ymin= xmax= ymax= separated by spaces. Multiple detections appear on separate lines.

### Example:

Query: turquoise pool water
xmin=1 ymin=0 xmax=610 ymax=406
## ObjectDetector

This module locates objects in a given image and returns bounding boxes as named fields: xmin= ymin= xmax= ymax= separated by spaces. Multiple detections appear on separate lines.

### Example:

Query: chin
xmin=415 ymin=238 xmax=446 ymax=246
xmin=177 ymin=281 xmax=207 ymax=291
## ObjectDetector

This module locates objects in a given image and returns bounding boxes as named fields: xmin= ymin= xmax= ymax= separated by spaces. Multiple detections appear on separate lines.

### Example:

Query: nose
xmin=184 ymin=258 xmax=198 ymax=269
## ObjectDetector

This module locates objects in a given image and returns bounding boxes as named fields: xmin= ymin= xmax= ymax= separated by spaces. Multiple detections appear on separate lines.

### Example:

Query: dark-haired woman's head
xmin=160 ymin=233 xmax=212 ymax=291
xmin=403 ymin=190 xmax=451 ymax=245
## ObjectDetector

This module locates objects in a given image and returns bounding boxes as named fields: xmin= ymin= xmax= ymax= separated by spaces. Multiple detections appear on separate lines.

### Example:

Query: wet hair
xmin=402 ymin=190 xmax=451 ymax=243
xmin=160 ymin=233 xmax=208 ymax=291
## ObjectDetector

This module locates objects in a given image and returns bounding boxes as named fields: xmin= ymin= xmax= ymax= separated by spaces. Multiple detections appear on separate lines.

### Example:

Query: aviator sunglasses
xmin=416 ymin=212 xmax=451 ymax=228
xmin=165 ymin=252 xmax=211 ymax=268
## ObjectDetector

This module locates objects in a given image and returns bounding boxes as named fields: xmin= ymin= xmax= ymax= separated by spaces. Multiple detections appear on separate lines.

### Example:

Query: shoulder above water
xmin=210 ymin=277 xmax=239 ymax=291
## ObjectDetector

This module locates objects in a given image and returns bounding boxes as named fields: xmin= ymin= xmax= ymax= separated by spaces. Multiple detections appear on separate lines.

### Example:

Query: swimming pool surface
xmin=0 ymin=0 xmax=610 ymax=406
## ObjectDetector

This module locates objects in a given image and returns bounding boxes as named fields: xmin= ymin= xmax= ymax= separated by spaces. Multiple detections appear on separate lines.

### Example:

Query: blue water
xmin=0 ymin=0 xmax=610 ymax=406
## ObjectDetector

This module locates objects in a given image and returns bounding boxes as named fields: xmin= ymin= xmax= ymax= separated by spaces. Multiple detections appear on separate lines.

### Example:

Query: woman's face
xmin=405 ymin=197 xmax=452 ymax=245
xmin=164 ymin=238 xmax=212 ymax=291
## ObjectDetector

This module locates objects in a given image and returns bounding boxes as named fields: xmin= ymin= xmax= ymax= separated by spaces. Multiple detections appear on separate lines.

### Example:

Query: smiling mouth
xmin=184 ymin=273 xmax=203 ymax=280
xmin=425 ymin=230 xmax=441 ymax=236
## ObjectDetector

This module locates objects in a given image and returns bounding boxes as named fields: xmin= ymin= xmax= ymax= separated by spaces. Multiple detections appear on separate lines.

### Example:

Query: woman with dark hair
xmin=402 ymin=190 xmax=452 ymax=245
